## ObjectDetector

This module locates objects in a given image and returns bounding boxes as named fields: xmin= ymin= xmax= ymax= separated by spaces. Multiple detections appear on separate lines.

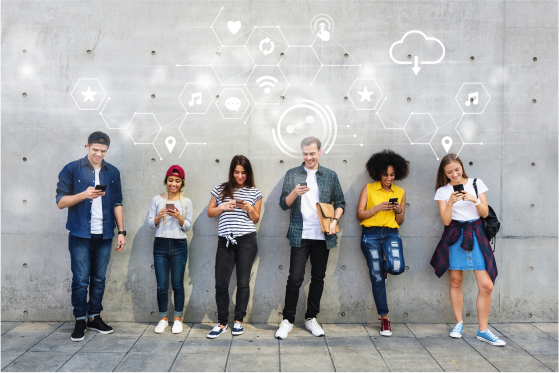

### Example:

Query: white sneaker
xmin=275 ymin=319 xmax=293 ymax=340
xmin=172 ymin=320 xmax=183 ymax=334
xmin=305 ymin=318 xmax=325 ymax=337
xmin=154 ymin=320 xmax=168 ymax=334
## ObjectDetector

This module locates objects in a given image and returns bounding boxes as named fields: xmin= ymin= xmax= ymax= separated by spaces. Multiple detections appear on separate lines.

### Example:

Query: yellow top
xmin=360 ymin=181 xmax=405 ymax=228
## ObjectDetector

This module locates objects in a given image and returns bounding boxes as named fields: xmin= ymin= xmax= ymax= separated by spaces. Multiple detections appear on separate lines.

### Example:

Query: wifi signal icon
xmin=256 ymin=76 xmax=278 ymax=94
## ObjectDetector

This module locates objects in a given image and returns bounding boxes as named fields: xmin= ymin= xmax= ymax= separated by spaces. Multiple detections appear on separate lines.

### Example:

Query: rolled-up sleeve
xmin=114 ymin=169 xmax=123 ymax=206
xmin=279 ymin=171 xmax=293 ymax=210
xmin=181 ymin=199 xmax=193 ymax=232
xmin=332 ymin=174 xmax=346 ymax=214
xmin=56 ymin=165 xmax=72 ymax=206
xmin=147 ymin=197 xmax=158 ymax=229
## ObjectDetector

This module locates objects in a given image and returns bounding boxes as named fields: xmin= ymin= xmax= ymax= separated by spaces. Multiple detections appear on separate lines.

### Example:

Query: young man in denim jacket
xmin=56 ymin=131 xmax=126 ymax=341
xmin=275 ymin=136 xmax=345 ymax=339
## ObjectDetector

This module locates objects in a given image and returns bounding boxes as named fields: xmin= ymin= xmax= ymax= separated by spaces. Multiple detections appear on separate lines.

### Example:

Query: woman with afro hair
xmin=356 ymin=149 xmax=409 ymax=337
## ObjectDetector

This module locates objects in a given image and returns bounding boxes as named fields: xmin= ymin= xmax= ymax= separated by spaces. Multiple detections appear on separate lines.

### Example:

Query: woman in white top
xmin=147 ymin=165 xmax=193 ymax=334
xmin=206 ymin=155 xmax=263 ymax=339
xmin=432 ymin=154 xmax=505 ymax=346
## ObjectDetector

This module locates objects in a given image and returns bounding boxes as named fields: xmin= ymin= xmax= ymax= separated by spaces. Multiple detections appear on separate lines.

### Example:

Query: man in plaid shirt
xmin=275 ymin=137 xmax=345 ymax=340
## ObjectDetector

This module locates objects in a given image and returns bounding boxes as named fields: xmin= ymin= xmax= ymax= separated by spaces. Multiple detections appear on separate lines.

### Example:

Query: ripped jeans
xmin=361 ymin=226 xmax=405 ymax=315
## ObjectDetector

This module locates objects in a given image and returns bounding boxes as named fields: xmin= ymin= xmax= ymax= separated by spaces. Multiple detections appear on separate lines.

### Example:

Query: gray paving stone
xmin=180 ymin=327 xmax=232 ymax=354
xmin=30 ymin=331 xmax=95 ymax=352
xmin=366 ymin=323 xmax=415 ymax=338
xmin=3 ymin=351 xmax=73 ymax=372
xmin=532 ymin=323 xmax=559 ymax=340
xmin=406 ymin=323 xmax=451 ymax=338
xmin=382 ymin=355 xmax=443 ymax=372
xmin=1 ymin=351 xmax=23 ymax=370
xmin=1 ymin=333 xmax=49 ymax=352
xmin=326 ymin=336 xmax=376 ymax=354
xmin=322 ymin=324 xmax=369 ymax=337
xmin=171 ymin=353 xmax=228 ymax=372
xmin=371 ymin=336 xmax=430 ymax=356
xmin=419 ymin=336 xmax=481 ymax=356
xmin=479 ymin=355 xmax=553 ymax=372
xmin=280 ymin=353 xmax=334 ymax=372
xmin=280 ymin=336 xmax=329 ymax=354
xmin=493 ymin=323 xmax=559 ymax=355
xmin=130 ymin=323 xmax=190 ymax=354
xmin=115 ymin=351 xmax=177 ymax=372
xmin=236 ymin=323 xmax=278 ymax=337
xmin=284 ymin=324 xmax=316 ymax=338
xmin=58 ymin=352 xmax=126 ymax=372
xmin=329 ymin=352 xmax=389 ymax=372
xmin=105 ymin=322 xmax=150 ymax=336
xmin=8 ymin=322 xmax=62 ymax=334
xmin=226 ymin=353 xmax=279 ymax=372
xmin=1 ymin=322 xmax=20 ymax=335
xmin=433 ymin=355 xmax=498 ymax=372
xmin=79 ymin=335 xmax=140 ymax=353
xmin=533 ymin=354 xmax=558 ymax=372
xmin=230 ymin=337 xmax=278 ymax=354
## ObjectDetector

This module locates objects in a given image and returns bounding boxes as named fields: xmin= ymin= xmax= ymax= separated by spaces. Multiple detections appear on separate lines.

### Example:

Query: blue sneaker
xmin=449 ymin=321 xmax=464 ymax=338
xmin=206 ymin=324 xmax=228 ymax=339
xmin=477 ymin=329 xmax=506 ymax=346
xmin=232 ymin=321 xmax=243 ymax=336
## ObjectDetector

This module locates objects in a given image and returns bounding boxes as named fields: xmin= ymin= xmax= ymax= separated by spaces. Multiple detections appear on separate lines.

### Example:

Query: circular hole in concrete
xmin=407 ymin=54 xmax=412 ymax=60
xmin=529 ymin=313 xmax=533 ymax=318
xmin=533 ymin=99 xmax=537 ymax=103
xmin=407 ymin=97 xmax=411 ymax=102
xmin=341 ymin=312 xmax=346 ymax=316
xmin=531 ymin=162 xmax=536 ymax=166
xmin=279 ymin=160 xmax=284 ymax=164
xmin=151 ymin=264 xmax=154 ymax=269
xmin=23 ymin=49 xmax=27 ymax=54
xmin=406 ymin=203 xmax=410 ymax=207
xmin=530 ymin=204 xmax=534 ymax=208
xmin=23 ymin=200 xmax=27 ymax=204
xmin=214 ymin=312 xmax=218 ymax=316
xmin=533 ymin=57 xmax=537 ymax=62
xmin=466 ymin=313 xmax=471 ymax=317
xmin=23 ymin=157 xmax=27 ymax=161
xmin=279 ymin=265 xmax=283 ymax=270
xmin=151 ymin=94 xmax=155 ymax=98
xmin=23 ymin=310 xmax=28 ymax=315
xmin=343 ymin=160 xmax=347 ymax=164
xmin=344 ymin=96 xmax=348 ymax=101
xmin=344 ymin=53 xmax=348 ymax=58
xmin=151 ymin=51 xmax=156 ymax=55
xmin=280 ymin=96 xmax=285 ymax=100
xmin=405 ymin=266 xmax=409 ymax=270
xmin=87 ymin=50 xmax=91 ymax=54
xmin=215 ymin=95 xmax=219 ymax=99
xmin=470 ymin=56 xmax=474 ymax=61
xmin=150 ymin=311 xmax=155 ymax=316
xmin=469 ymin=162 xmax=473 ymax=166
xmin=22 ymin=93 xmax=27 ymax=97
xmin=23 ymin=263 xmax=27 ymax=268
xmin=404 ymin=313 xmax=408 ymax=317
xmin=215 ymin=159 xmax=219 ymax=164
xmin=151 ymin=158 xmax=156 ymax=162
xmin=341 ymin=265 xmax=346 ymax=270
xmin=529 ymin=266 xmax=534 ymax=271
xmin=280 ymin=52 xmax=285 ymax=57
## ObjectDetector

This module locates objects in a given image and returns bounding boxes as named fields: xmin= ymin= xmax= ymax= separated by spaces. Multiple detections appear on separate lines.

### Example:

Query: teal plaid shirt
xmin=279 ymin=163 xmax=346 ymax=249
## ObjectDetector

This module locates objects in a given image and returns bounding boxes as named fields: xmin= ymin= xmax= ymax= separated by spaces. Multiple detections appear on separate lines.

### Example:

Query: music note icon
xmin=465 ymin=92 xmax=478 ymax=106
xmin=188 ymin=92 xmax=202 ymax=107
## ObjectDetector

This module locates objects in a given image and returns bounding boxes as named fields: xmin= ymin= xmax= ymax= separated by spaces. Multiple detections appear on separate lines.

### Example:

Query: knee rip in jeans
xmin=370 ymin=249 xmax=380 ymax=260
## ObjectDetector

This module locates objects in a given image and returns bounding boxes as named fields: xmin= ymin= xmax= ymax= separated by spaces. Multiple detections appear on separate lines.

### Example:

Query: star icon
xmin=82 ymin=87 xmax=97 ymax=102
xmin=358 ymin=87 xmax=373 ymax=102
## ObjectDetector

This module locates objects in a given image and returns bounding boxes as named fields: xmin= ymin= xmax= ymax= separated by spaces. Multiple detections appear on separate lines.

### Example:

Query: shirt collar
xmin=299 ymin=162 xmax=322 ymax=174
xmin=80 ymin=155 xmax=108 ymax=170
xmin=375 ymin=181 xmax=394 ymax=192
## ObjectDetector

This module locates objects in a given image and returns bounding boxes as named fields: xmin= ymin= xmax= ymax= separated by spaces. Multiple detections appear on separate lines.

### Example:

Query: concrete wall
xmin=2 ymin=0 xmax=557 ymax=323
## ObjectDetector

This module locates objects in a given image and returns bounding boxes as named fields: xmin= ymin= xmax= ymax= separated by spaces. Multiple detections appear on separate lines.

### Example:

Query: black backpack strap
xmin=473 ymin=178 xmax=478 ymax=198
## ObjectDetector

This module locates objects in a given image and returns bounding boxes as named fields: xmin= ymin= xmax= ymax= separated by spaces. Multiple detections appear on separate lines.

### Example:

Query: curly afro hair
xmin=366 ymin=149 xmax=409 ymax=181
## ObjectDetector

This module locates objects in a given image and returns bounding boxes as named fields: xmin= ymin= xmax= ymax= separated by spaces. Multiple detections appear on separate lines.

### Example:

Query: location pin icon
xmin=442 ymin=136 xmax=453 ymax=153
xmin=165 ymin=136 xmax=176 ymax=153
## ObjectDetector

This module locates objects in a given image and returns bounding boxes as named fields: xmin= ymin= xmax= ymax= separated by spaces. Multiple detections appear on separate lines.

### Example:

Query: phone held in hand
xmin=299 ymin=181 xmax=308 ymax=187
xmin=453 ymin=184 xmax=465 ymax=194
xmin=235 ymin=199 xmax=244 ymax=205
xmin=166 ymin=203 xmax=175 ymax=211
xmin=95 ymin=185 xmax=106 ymax=191
xmin=389 ymin=198 xmax=398 ymax=204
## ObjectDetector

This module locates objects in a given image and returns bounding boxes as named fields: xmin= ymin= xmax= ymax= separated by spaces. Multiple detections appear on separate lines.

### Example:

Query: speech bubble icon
xmin=225 ymin=96 xmax=241 ymax=111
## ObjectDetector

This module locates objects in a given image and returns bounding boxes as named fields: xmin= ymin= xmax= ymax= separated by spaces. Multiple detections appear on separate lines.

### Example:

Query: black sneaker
xmin=71 ymin=319 xmax=87 ymax=342
xmin=87 ymin=315 xmax=113 ymax=334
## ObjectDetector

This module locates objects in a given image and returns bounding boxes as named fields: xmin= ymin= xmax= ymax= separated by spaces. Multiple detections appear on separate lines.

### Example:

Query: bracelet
xmin=332 ymin=217 xmax=339 ymax=222
xmin=395 ymin=209 xmax=402 ymax=214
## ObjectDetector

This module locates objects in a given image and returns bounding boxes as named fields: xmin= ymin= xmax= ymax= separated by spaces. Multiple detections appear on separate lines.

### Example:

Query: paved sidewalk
xmin=1 ymin=322 xmax=557 ymax=372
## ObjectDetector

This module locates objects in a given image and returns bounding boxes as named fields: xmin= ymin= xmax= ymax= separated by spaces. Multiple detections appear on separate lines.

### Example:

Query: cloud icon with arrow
xmin=389 ymin=30 xmax=445 ymax=75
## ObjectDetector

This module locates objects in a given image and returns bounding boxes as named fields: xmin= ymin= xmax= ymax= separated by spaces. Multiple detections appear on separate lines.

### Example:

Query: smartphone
xmin=389 ymin=198 xmax=398 ymax=204
xmin=95 ymin=185 xmax=106 ymax=191
xmin=166 ymin=203 xmax=175 ymax=211
xmin=453 ymin=184 xmax=465 ymax=194
xmin=235 ymin=199 xmax=244 ymax=205
xmin=299 ymin=181 xmax=308 ymax=187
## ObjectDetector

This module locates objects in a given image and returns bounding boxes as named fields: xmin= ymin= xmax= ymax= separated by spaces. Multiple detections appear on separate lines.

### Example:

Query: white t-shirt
xmin=434 ymin=178 xmax=488 ymax=221
xmin=301 ymin=167 xmax=325 ymax=240
xmin=91 ymin=169 xmax=103 ymax=234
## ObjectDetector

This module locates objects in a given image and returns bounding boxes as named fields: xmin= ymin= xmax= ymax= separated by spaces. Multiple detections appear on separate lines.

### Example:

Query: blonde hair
xmin=162 ymin=177 xmax=187 ymax=237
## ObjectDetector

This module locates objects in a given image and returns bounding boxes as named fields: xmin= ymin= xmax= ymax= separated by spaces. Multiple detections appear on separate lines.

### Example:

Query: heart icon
xmin=227 ymin=21 xmax=241 ymax=35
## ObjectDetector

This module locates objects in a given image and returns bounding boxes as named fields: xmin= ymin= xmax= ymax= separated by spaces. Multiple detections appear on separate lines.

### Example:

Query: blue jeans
xmin=360 ymin=227 xmax=405 ymax=315
xmin=153 ymin=238 xmax=188 ymax=317
xmin=68 ymin=233 xmax=112 ymax=319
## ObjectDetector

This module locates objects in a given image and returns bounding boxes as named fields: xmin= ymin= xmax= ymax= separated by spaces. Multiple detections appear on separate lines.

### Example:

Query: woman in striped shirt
xmin=206 ymin=155 xmax=263 ymax=339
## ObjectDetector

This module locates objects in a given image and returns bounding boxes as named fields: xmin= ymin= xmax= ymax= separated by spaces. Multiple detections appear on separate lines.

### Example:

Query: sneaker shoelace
xmin=234 ymin=322 xmax=242 ymax=329
xmin=484 ymin=330 xmax=498 ymax=340
xmin=452 ymin=322 xmax=463 ymax=332
xmin=310 ymin=319 xmax=320 ymax=330
xmin=379 ymin=318 xmax=390 ymax=330
xmin=279 ymin=320 xmax=291 ymax=332
xmin=212 ymin=325 xmax=223 ymax=332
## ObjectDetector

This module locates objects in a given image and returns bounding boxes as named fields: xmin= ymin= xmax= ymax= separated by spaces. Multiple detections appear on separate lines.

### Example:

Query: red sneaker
xmin=379 ymin=318 xmax=392 ymax=336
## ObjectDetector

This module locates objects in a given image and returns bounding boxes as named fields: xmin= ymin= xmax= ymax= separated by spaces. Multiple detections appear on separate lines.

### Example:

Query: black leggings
xmin=215 ymin=232 xmax=258 ymax=326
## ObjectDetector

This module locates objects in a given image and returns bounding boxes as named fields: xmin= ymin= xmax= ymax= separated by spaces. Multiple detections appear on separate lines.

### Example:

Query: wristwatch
xmin=332 ymin=218 xmax=339 ymax=222
xmin=118 ymin=231 xmax=127 ymax=236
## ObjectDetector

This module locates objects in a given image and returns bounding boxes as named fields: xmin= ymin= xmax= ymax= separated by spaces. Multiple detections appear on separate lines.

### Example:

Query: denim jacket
xmin=56 ymin=155 xmax=123 ymax=239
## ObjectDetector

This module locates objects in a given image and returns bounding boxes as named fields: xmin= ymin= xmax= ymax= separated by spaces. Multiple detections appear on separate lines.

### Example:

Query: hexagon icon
xmin=216 ymin=88 xmax=250 ymax=120
xmin=152 ymin=127 xmax=187 ymax=160
xmin=212 ymin=47 xmax=255 ymax=85
xmin=455 ymin=83 xmax=490 ymax=114
xmin=246 ymin=26 xmax=289 ymax=66
xmin=246 ymin=65 xmax=289 ymax=104
xmin=126 ymin=113 xmax=161 ymax=144
xmin=347 ymin=79 xmax=383 ymax=111
xmin=71 ymin=78 xmax=107 ymax=110
xmin=403 ymin=113 xmax=438 ymax=144
xmin=179 ymin=83 xmax=213 ymax=114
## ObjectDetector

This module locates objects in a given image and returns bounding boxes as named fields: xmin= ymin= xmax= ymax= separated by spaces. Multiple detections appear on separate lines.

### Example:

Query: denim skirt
xmin=448 ymin=221 xmax=486 ymax=271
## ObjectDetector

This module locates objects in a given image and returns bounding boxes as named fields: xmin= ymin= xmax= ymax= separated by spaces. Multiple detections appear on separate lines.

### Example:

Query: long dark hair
xmin=435 ymin=153 xmax=469 ymax=190
xmin=219 ymin=155 xmax=255 ymax=200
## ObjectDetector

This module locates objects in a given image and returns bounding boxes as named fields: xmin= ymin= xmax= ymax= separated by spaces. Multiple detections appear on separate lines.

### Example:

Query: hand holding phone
xmin=389 ymin=198 xmax=398 ymax=205
xmin=166 ymin=203 xmax=176 ymax=211
xmin=293 ymin=182 xmax=309 ymax=196
xmin=452 ymin=184 xmax=465 ymax=194
xmin=95 ymin=185 xmax=107 ymax=191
